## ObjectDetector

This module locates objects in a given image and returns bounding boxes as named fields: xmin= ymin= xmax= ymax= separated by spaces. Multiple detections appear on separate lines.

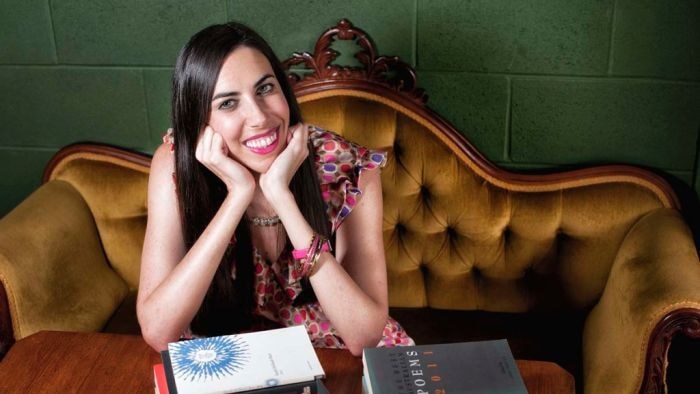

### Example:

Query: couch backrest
xmin=298 ymin=93 xmax=672 ymax=312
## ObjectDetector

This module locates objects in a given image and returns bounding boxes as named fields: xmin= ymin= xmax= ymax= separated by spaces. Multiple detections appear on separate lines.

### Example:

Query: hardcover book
xmin=160 ymin=325 xmax=325 ymax=394
xmin=362 ymin=339 xmax=527 ymax=394
xmin=154 ymin=363 xmax=169 ymax=394
xmin=154 ymin=363 xmax=323 ymax=394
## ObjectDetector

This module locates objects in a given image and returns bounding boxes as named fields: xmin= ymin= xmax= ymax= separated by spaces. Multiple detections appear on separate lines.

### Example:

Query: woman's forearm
xmin=267 ymin=189 xmax=388 ymax=355
xmin=138 ymin=193 xmax=249 ymax=350
xmin=309 ymin=256 xmax=388 ymax=355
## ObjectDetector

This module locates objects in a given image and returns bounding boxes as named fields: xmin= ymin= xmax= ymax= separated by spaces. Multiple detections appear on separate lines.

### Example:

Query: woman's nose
xmin=243 ymin=97 xmax=267 ymax=127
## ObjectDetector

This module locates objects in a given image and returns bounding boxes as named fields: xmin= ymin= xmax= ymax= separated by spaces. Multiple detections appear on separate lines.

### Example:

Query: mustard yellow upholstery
xmin=47 ymin=152 xmax=149 ymax=290
xmin=0 ymin=180 xmax=129 ymax=338
xmin=0 ymin=149 xmax=149 ymax=342
xmin=0 ymin=89 xmax=698 ymax=393
xmin=299 ymin=93 xmax=681 ymax=310
xmin=297 ymin=91 xmax=700 ymax=393
xmin=583 ymin=208 xmax=700 ymax=393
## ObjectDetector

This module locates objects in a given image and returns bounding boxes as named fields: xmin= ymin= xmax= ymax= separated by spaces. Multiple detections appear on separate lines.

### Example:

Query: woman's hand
xmin=195 ymin=126 xmax=255 ymax=198
xmin=259 ymin=123 xmax=309 ymax=198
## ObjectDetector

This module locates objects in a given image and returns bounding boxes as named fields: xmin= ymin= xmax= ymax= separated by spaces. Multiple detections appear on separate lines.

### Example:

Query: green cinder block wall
xmin=1 ymin=0 xmax=699 ymax=217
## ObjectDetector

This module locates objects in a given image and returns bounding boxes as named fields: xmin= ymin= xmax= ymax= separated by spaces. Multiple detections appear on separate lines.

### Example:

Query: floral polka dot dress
xmin=165 ymin=125 xmax=414 ymax=348
xmin=251 ymin=126 xmax=414 ymax=348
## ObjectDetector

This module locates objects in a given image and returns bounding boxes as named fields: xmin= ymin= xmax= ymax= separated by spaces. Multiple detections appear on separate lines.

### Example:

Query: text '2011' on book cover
xmin=362 ymin=339 xmax=527 ymax=394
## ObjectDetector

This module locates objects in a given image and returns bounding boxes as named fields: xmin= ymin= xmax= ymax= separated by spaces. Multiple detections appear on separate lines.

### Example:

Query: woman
xmin=137 ymin=21 xmax=413 ymax=356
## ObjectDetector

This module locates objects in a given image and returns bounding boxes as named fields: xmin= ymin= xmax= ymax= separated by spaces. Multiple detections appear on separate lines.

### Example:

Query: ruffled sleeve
xmin=163 ymin=128 xmax=175 ymax=151
xmin=309 ymin=125 xmax=387 ymax=232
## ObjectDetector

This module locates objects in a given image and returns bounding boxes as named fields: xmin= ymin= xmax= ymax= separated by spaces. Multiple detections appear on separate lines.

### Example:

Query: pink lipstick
xmin=243 ymin=127 xmax=280 ymax=155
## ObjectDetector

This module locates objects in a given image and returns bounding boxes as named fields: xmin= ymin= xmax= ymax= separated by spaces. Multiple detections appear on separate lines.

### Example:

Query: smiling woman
xmin=135 ymin=21 xmax=414 ymax=356
xmin=207 ymin=49 xmax=290 ymax=172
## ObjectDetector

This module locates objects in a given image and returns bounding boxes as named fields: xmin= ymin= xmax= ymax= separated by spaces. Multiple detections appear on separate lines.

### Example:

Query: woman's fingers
xmin=197 ymin=126 xmax=226 ymax=164
xmin=210 ymin=132 xmax=226 ymax=163
xmin=259 ymin=123 xmax=310 ymax=194
xmin=214 ymin=132 xmax=229 ymax=157
xmin=196 ymin=126 xmax=220 ymax=168
xmin=283 ymin=123 xmax=307 ymax=160
xmin=195 ymin=126 xmax=214 ymax=162
xmin=291 ymin=124 xmax=309 ymax=163
xmin=194 ymin=126 xmax=255 ymax=194
xmin=287 ymin=124 xmax=294 ymax=144
xmin=289 ymin=123 xmax=307 ymax=145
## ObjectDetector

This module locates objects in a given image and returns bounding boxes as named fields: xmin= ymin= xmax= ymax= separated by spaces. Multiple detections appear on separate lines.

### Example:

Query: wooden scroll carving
xmin=641 ymin=308 xmax=700 ymax=393
xmin=282 ymin=18 xmax=426 ymax=105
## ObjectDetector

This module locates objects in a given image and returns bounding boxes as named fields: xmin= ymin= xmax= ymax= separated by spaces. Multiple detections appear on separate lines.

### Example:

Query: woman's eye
xmin=218 ymin=99 xmax=237 ymax=110
xmin=257 ymin=83 xmax=274 ymax=95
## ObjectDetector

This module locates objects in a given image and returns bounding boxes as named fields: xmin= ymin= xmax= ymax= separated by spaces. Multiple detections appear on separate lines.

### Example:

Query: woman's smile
xmin=242 ymin=126 xmax=280 ymax=155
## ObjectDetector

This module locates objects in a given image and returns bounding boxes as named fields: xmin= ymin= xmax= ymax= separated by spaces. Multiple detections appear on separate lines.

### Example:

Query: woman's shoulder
xmin=307 ymin=125 xmax=386 ymax=230
xmin=308 ymin=125 xmax=387 ymax=171
xmin=150 ymin=129 xmax=176 ymax=183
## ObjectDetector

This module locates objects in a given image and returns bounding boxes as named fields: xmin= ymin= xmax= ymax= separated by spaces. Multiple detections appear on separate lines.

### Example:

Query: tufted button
xmin=395 ymin=223 xmax=407 ymax=237
xmin=393 ymin=141 xmax=403 ymax=159
xmin=471 ymin=266 xmax=481 ymax=278
xmin=419 ymin=185 xmax=431 ymax=202
xmin=502 ymin=226 xmax=511 ymax=241
xmin=444 ymin=226 xmax=459 ymax=250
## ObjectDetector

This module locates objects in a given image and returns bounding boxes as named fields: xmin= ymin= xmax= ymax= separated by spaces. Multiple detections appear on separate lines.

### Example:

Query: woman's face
xmin=207 ymin=46 xmax=290 ymax=174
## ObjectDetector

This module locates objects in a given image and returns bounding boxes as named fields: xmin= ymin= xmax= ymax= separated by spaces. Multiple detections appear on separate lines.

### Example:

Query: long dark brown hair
xmin=171 ymin=22 xmax=330 ymax=336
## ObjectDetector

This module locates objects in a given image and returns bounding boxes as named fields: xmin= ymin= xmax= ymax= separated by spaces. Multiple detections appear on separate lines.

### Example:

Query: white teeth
xmin=245 ymin=131 xmax=277 ymax=149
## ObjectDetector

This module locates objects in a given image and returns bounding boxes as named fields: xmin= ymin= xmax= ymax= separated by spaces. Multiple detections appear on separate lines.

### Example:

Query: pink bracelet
xmin=290 ymin=233 xmax=332 ymax=279
xmin=292 ymin=240 xmax=330 ymax=260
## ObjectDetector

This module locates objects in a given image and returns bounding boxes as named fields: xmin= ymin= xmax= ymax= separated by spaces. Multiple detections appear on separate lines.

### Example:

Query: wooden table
xmin=0 ymin=331 xmax=574 ymax=393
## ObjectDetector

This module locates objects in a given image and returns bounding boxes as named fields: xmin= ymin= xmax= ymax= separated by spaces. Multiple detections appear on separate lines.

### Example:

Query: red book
xmin=154 ymin=363 xmax=169 ymax=394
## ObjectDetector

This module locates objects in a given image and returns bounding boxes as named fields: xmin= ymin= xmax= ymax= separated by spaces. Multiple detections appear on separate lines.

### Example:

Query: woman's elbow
xmin=140 ymin=322 xmax=172 ymax=352
xmin=346 ymin=343 xmax=364 ymax=357
xmin=345 ymin=324 xmax=384 ymax=357
xmin=138 ymin=316 xmax=162 ymax=349
xmin=137 ymin=305 xmax=174 ymax=352
xmin=345 ymin=335 xmax=380 ymax=357
xmin=144 ymin=335 xmax=169 ymax=353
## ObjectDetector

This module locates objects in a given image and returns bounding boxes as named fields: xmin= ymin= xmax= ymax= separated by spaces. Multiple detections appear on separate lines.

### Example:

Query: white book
xmin=162 ymin=325 xmax=325 ymax=394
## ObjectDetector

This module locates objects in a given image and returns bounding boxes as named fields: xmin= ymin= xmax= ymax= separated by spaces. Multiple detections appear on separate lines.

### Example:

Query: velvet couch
xmin=1 ymin=19 xmax=699 ymax=394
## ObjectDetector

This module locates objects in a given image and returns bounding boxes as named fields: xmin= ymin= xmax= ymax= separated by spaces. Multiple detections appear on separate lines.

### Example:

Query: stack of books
xmin=153 ymin=325 xmax=326 ymax=394
xmin=362 ymin=339 xmax=528 ymax=394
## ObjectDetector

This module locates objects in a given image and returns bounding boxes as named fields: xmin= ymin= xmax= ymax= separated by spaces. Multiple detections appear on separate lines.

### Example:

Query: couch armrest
xmin=0 ymin=283 xmax=13 ymax=357
xmin=582 ymin=208 xmax=700 ymax=394
xmin=0 ymin=180 xmax=129 ymax=357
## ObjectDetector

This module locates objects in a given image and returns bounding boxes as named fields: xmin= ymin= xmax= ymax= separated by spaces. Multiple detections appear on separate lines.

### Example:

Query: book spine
xmin=243 ymin=379 xmax=319 ymax=394
xmin=161 ymin=348 xmax=318 ymax=394
xmin=160 ymin=350 xmax=178 ymax=394
xmin=153 ymin=363 xmax=170 ymax=394
xmin=361 ymin=375 xmax=371 ymax=394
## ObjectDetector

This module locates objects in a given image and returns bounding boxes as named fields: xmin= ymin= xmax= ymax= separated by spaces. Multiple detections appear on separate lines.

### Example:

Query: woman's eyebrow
xmin=254 ymin=74 xmax=274 ymax=87
xmin=212 ymin=90 xmax=239 ymax=101
xmin=211 ymin=74 xmax=274 ymax=101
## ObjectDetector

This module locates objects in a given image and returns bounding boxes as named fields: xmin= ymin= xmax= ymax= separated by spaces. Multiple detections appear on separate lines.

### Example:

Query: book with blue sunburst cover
xmin=160 ymin=325 xmax=325 ymax=394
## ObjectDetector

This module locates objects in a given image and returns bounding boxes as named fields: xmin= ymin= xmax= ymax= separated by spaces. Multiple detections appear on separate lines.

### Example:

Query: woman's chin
xmin=242 ymin=158 xmax=273 ymax=176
